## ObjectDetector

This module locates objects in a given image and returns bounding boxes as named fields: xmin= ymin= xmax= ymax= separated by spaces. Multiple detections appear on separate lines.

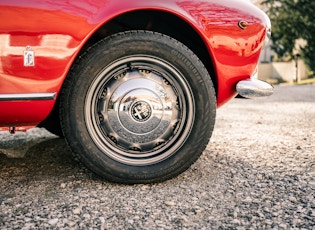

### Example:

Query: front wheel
xmin=60 ymin=31 xmax=216 ymax=183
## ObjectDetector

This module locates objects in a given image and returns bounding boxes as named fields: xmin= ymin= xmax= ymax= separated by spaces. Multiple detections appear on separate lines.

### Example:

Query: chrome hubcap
xmin=85 ymin=56 xmax=194 ymax=166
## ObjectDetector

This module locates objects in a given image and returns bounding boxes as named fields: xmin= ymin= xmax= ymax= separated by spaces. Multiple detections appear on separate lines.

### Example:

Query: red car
xmin=0 ymin=0 xmax=273 ymax=183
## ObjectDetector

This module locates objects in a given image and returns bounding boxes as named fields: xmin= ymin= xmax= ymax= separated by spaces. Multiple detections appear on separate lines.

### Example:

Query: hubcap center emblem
xmin=131 ymin=101 xmax=152 ymax=122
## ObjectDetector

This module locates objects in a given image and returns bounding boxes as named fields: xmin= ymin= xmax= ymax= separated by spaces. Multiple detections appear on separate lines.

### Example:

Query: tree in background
xmin=262 ymin=0 xmax=315 ymax=75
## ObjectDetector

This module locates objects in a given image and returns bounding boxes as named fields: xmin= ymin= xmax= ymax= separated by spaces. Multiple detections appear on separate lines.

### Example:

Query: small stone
xmin=194 ymin=208 xmax=203 ymax=215
xmin=308 ymin=181 xmax=315 ymax=189
xmin=272 ymin=212 xmax=279 ymax=217
xmin=258 ymin=211 xmax=265 ymax=218
xmin=141 ymin=185 xmax=150 ymax=190
xmin=243 ymin=197 xmax=253 ymax=203
xmin=60 ymin=183 xmax=66 ymax=189
xmin=68 ymin=221 xmax=76 ymax=227
xmin=73 ymin=208 xmax=81 ymax=215
xmin=48 ymin=218 xmax=59 ymax=226
xmin=24 ymin=217 xmax=32 ymax=222
xmin=289 ymin=196 xmax=297 ymax=203
xmin=22 ymin=223 xmax=35 ymax=229
xmin=279 ymin=223 xmax=287 ymax=229
xmin=83 ymin=213 xmax=90 ymax=219
xmin=232 ymin=219 xmax=241 ymax=225
xmin=165 ymin=201 xmax=176 ymax=206
xmin=257 ymin=174 xmax=263 ymax=180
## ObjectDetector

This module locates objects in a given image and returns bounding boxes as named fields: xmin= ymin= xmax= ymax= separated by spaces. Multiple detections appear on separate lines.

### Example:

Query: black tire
xmin=60 ymin=31 xmax=216 ymax=184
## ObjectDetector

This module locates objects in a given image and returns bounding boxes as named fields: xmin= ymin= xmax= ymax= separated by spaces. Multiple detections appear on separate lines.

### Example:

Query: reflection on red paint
xmin=0 ymin=0 xmax=270 ymax=128
xmin=177 ymin=0 xmax=267 ymax=104
xmin=0 ymin=5 xmax=94 ymax=94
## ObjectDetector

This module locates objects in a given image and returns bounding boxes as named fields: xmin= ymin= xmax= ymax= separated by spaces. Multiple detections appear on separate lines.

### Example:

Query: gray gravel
xmin=0 ymin=84 xmax=314 ymax=229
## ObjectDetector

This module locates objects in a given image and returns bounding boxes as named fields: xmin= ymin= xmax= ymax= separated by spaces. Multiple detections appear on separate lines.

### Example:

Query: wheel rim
xmin=85 ymin=55 xmax=195 ymax=166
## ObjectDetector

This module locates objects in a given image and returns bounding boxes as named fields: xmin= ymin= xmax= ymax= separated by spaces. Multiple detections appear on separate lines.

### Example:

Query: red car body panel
xmin=0 ymin=0 xmax=270 ymax=128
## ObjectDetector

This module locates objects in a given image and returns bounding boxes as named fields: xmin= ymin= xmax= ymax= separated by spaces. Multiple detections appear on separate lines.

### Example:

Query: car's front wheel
xmin=60 ymin=31 xmax=216 ymax=183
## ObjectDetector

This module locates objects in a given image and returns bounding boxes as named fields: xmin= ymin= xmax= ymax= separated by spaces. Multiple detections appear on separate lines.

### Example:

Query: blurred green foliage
xmin=262 ymin=0 xmax=315 ymax=74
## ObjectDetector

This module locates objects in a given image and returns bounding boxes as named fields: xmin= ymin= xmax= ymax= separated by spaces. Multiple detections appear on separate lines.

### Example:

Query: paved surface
xmin=0 ymin=84 xmax=314 ymax=229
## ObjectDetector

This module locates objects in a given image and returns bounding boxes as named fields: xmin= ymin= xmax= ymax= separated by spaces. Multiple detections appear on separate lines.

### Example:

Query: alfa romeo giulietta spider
xmin=0 ymin=0 xmax=273 ymax=183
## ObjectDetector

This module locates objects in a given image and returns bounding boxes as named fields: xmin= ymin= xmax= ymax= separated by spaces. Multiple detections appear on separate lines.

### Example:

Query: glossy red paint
xmin=0 ymin=100 xmax=55 ymax=126
xmin=0 ymin=0 xmax=270 ymax=128
xmin=176 ymin=0 xmax=269 ymax=104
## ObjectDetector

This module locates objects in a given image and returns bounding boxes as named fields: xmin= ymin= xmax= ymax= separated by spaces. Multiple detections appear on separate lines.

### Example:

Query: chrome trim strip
xmin=0 ymin=93 xmax=57 ymax=101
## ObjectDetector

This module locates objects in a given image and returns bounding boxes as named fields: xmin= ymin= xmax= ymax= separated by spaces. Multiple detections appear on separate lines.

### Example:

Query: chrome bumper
xmin=236 ymin=79 xmax=273 ymax=99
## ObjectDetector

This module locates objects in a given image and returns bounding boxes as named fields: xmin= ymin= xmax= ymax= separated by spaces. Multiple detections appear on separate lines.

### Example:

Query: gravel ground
xmin=0 ymin=84 xmax=314 ymax=229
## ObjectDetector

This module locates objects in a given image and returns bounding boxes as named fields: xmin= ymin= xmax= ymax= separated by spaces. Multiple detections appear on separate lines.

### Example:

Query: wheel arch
xmin=77 ymin=10 xmax=218 ymax=95
xmin=43 ymin=9 xmax=218 ymax=133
